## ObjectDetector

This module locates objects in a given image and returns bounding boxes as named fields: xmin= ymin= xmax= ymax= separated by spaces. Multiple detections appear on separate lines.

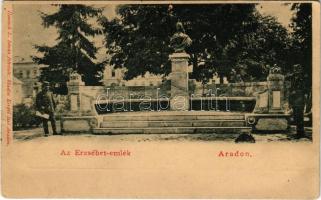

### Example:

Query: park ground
xmin=13 ymin=121 xmax=312 ymax=143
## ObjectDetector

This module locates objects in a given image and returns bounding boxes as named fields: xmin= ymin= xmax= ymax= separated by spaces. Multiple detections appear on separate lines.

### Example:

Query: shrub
xmin=13 ymin=104 xmax=42 ymax=130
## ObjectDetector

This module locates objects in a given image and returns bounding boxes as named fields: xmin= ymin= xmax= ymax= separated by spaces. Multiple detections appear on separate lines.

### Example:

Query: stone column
xmin=267 ymin=72 xmax=285 ymax=114
xmin=169 ymin=52 xmax=190 ymax=111
xmin=67 ymin=72 xmax=85 ymax=115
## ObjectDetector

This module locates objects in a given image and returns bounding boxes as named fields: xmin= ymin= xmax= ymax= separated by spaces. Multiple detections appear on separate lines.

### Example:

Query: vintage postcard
xmin=1 ymin=1 xmax=320 ymax=198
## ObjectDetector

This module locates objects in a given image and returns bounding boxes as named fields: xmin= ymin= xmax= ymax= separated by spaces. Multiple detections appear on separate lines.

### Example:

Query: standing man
xmin=36 ymin=81 xmax=59 ymax=136
xmin=289 ymin=65 xmax=306 ymax=139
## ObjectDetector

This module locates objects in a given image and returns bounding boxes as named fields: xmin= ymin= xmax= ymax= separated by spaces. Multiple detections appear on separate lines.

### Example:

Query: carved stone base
xmin=61 ymin=116 xmax=97 ymax=133
xmin=246 ymin=114 xmax=290 ymax=132
xmin=170 ymin=95 xmax=189 ymax=111
xmin=255 ymin=118 xmax=288 ymax=131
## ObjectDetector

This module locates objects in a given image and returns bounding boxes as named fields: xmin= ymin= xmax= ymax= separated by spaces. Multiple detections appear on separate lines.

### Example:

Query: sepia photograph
xmin=11 ymin=2 xmax=314 ymax=142
xmin=2 ymin=1 xmax=319 ymax=198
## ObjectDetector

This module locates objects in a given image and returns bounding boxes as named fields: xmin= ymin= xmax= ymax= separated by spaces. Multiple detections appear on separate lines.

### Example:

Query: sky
xmin=12 ymin=3 xmax=294 ymax=63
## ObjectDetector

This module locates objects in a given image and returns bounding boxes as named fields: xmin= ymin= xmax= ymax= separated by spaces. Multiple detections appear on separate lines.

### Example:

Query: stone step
xmin=100 ymin=120 xmax=246 ymax=128
xmin=101 ymin=112 xmax=245 ymax=121
xmin=93 ymin=127 xmax=252 ymax=135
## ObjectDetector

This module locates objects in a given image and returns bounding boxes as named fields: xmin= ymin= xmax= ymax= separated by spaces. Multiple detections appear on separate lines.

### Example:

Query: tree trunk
xmin=220 ymin=74 xmax=224 ymax=84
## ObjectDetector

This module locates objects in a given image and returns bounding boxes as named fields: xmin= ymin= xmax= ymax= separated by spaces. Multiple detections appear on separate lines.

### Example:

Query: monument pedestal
xmin=67 ymin=72 xmax=85 ymax=115
xmin=267 ymin=73 xmax=285 ymax=114
xmin=249 ymin=70 xmax=290 ymax=131
xmin=61 ymin=72 xmax=98 ymax=133
xmin=169 ymin=53 xmax=190 ymax=111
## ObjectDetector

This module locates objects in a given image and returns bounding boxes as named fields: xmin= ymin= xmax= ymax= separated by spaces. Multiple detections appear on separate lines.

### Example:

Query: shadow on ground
xmin=14 ymin=133 xmax=43 ymax=141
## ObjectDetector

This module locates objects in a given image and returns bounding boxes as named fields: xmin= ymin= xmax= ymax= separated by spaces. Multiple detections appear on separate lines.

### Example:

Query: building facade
xmin=102 ymin=65 xmax=226 ymax=87
xmin=103 ymin=65 xmax=163 ymax=87
xmin=13 ymin=58 xmax=42 ymax=105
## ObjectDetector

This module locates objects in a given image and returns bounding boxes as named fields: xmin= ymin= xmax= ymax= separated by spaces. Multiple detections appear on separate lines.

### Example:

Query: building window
xmin=33 ymin=70 xmax=37 ymax=77
xmin=19 ymin=70 xmax=23 ymax=78
xmin=111 ymin=70 xmax=116 ymax=77
xmin=26 ymin=70 xmax=30 ymax=78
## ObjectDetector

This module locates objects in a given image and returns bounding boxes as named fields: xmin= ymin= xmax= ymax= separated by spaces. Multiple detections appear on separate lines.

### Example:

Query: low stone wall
xmin=189 ymin=82 xmax=270 ymax=98
xmin=60 ymin=116 xmax=97 ymax=133
xmin=66 ymin=85 xmax=170 ymax=116
xmin=93 ymin=96 xmax=257 ymax=114
xmin=81 ymin=85 xmax=171 ymax=99
xmin=61 ymin=81 xmax=290 ymax=115
xmin=202 ymin=82 xmax=268 ymax=97
xmin=60 ymin=80 xmax=291 ymax=115
xmin=229 ymin=82 xmax=268 ymax=96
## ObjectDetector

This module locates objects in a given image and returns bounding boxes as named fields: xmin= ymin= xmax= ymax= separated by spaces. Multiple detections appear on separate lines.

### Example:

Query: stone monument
xmin=67 ymin=72 xmax=85 ymax=114
xmin=169 ymin=22 xmax=192 ymax=111
xmin=61 ymin=72 xmax=98 ymax=133
xmin=253 ymin=65 xmax=286 ymax=114
xmin=249 ymin=65 xmax=290 ymax=131
xmin=266 ymin=65 xmax=285 ymax=113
